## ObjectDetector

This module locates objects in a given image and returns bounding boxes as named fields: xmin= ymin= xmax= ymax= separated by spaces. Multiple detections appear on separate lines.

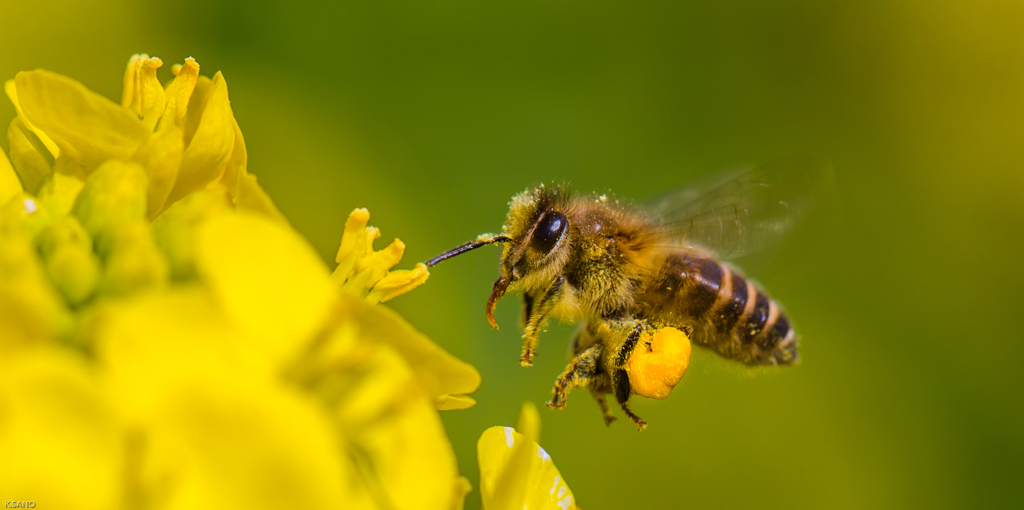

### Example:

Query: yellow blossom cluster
xmin=0 ymin=55 xmax=577 ymax=510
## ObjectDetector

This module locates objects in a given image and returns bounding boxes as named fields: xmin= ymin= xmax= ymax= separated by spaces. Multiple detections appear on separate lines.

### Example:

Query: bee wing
xmin=645 ymin=156 xmax=834 ymax=261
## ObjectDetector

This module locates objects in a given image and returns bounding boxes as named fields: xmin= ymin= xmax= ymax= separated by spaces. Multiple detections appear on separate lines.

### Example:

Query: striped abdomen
xmin=638 ymin=252 xmax=798 ymax=366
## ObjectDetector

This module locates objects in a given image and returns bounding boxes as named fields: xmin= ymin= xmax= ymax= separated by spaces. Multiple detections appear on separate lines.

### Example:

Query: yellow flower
xmin=477 ymin=402 xmax=578 ymax=510
xmin=332 ymin=207 xmax=431 ymax=305
xmin=0 ymin=54 xmax=480 ymax=510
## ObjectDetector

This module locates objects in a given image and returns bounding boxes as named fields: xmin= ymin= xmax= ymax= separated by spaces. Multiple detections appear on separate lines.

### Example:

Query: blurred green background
xmin=2 ymin=1 xmax=1022 ymax=508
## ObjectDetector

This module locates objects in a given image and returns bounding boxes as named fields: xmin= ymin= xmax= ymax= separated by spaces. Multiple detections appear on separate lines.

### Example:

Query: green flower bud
xmin=37 ymin=216 xmax=100 ymax=306
xmin=98 ymin=220 xmax=169 ymax=296
xmin=0 ymin=218 xmax=69 ymax=348
xmin=72 ymin=160 xmax=148 ymax=239
xmin=151 ymin=189 xmax=232 ymax=280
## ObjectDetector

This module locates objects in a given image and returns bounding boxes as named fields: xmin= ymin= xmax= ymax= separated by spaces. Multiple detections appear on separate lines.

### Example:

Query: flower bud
xmin=37 ymin=216 xmax=100 ymax=306
xmin=72 ymin=160 xmax=147 ymax=240
xmin=97 ymin=220 xmax=169 ymax=296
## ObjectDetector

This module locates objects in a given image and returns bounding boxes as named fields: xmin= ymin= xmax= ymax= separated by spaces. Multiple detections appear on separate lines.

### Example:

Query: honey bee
xmin=426 ymin=157 xmax=831 ymax=429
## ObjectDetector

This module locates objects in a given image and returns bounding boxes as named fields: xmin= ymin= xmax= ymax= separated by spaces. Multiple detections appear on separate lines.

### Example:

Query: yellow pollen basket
xmin=626 ymin=327 xmax=692 ymax=400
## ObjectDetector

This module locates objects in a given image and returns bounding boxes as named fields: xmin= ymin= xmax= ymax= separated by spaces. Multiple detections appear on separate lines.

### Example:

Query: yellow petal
xmin=234 ymin=172 xmax=287 ymax=223
xmin=121 ymin=54 xmax=167 ymax=129
xmin=478 ymin=403 xmax=577 ymax=510
xmin=141 ymin=376 xmax=349 ymax=509
xmin=437 ymin=394 xmax=477 ymax=411
xmin=196 ymin=212 xmax=335 ymax=364
xmin=131 ymin=118 xmax=184 ymax=218
xmin=151 ymin=189 xmax=233 ymax=281
xmin=5 ymin=79 xmax=61 ymax=158
xmin=95 ymin=286 xmax=269 ymax=421
xmin=7 ymin=116 xmax=53 ymax=194
xmin=35 ymin=160 xmax=85 ymax=217
xmin=332 ymin=342 xmax=462 ymax=510
xmin=0 ymin=349 xmax=123 ymax=510
xmin=337 ymin=292 xmax=481 ymax=409
xmin=452 ymin=477 xmax=473 ymax=510
xmin=218 ymin=117 xmax=247 ymax=196
xmin=366 ymin=262 xmax=431 ymax=305
xmin=164 ymin=57 xmax=199 ymax=123
xmin=0 ymin=145 xmax=21 ymax=205
xmin=14 ymin=70 xmax=150 ymax=170
xmin=168 ymin=72 xmax=234 ymax=204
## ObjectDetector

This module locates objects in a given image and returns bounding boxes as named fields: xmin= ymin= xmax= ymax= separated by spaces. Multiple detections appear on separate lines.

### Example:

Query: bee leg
xmin=521 ymin=276 xmax=566 ymax=367
xmin=611 ymin=323 xmax=648 ymax=431
xmin=613 ymin=371 xmax=647 ymax=431
xmin=590 ymin=390 xmax=616 ymax=426
xmin=547 ymin=344 xmax=602 ymax=410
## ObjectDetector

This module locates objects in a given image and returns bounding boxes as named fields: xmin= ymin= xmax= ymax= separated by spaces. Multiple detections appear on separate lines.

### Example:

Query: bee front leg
xmin=547 ymin=344 xmax=602 ymax=410
xmin=520 ymin=275 xmax=565 ymax=367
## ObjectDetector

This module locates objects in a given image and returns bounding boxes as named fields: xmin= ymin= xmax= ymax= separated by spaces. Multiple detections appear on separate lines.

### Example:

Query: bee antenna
xmin=425 ymin=235 xmax=511 ymax=267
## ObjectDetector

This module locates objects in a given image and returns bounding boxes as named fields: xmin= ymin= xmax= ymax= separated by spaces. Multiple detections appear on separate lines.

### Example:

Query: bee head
xmin=487 ymin=185 xmax=574 ymax=326
xmin=425 ymin=184 xmax=574 ymax=329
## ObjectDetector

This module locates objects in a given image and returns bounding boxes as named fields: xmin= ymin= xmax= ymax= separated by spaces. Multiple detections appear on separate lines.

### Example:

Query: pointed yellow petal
xmin=168 ymin=72 xmax=234 ymax=203
xmin=452 ymin=477 xmax=473 ymax=510
xmin=478 ymin=403 xmax=577 ymax=510
xmin=218 ymin=117 xmax=247 ymax=196
xmin=337 ymin=292 xmax=481 ymax=409
xmin=5 ymin=79 xmax=60 ymax=158
xmin=14 ymin=70 xmax=150 ymax=171
xmin=437 ymin=394 xmax=477 ymax=411
xmin=196 ymin=213 xmax=335 ymax=364
xmin=131 ymin=118 xmax=184 ymax=218
xmin=366 ymin=263 xmax=431 ymax=305
xmin=0 ymin=146 xmax=21 ymax=206
xmin=332 ymin=343 xmax=462 ymax=510
xmin=234 ymin=172 xmax=287 ymax=223
xmin=7 ymin=117 xmax=53 ymax=194
xmin=164 ymin=57 xmax=199 ymax=123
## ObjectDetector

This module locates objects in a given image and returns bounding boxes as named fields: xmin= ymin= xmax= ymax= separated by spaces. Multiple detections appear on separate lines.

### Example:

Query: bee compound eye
xmin=531 ymin=211 xmax=567 ymax=254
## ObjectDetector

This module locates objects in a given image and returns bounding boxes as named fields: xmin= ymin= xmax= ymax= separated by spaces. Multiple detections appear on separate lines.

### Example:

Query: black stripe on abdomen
xmin=684 ymin=257 xmax=723 ymax=318
xmin=757 ymin=314 xmax=790 ymax=350
xmin=741 ymin=292 xmax=771 ymax=343
xmin=716 ymin=272 xmax=748 ymax=332
xmin=650 ymin=254 xmax=722 ymax=319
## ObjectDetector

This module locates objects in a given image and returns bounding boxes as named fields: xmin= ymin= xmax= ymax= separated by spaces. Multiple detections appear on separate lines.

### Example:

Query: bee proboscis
xmin=427 ymin=157 xmax=832 ymax=429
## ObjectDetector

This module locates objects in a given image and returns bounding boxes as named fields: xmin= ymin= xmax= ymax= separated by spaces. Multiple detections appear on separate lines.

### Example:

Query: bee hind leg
xmin=605 ymin=321 xmax=649 ymax=431
xmin=547 ymin=343 xmax=602 ymax=410
xmin=613 ymin=370 xmax=647 ymax=431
